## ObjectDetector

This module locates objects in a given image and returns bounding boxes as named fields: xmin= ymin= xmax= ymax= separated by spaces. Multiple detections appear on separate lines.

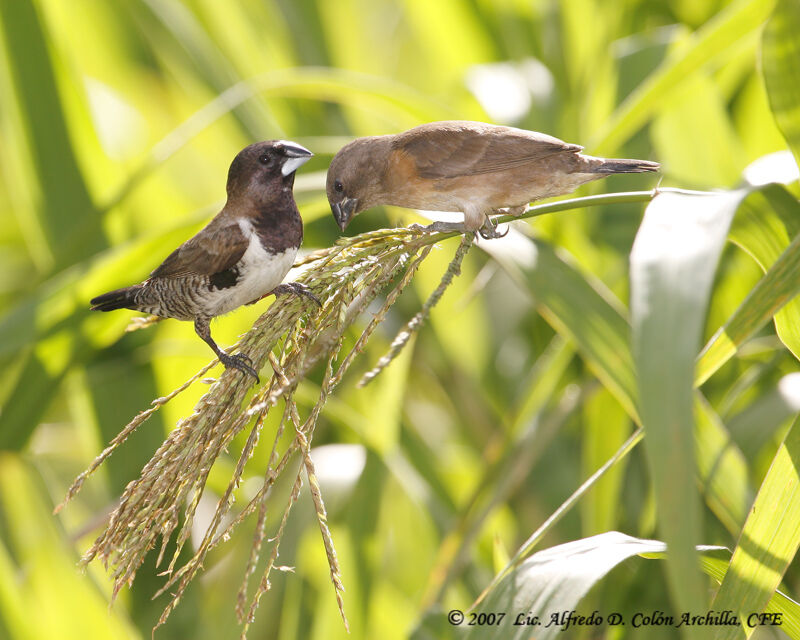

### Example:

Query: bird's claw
xmin=272 ymin=282 xmax=322 ymax=307
xmin=410 ymin=221 xmax=470 ymax=234
xmin=220 ymin=352 xmax=260 ymax=383
xmin=478 ymin=218 xmax=509 ymax=239
xmin=410 ymin=219 xmax=507 ymax=239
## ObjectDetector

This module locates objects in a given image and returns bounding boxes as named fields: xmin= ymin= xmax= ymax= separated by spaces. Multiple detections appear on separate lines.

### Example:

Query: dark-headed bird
xmin=327 ymin=120 xmax=659 ymax=238
xmin=90 ymin=140 xmax=317 ymax=381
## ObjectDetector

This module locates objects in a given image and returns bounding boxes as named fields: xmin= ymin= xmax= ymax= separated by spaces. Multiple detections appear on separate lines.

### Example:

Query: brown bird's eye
xmin=258 ymin=153 xmax=272 ymax=165
xmin=334 ymin=180 xmax=344 ymax=193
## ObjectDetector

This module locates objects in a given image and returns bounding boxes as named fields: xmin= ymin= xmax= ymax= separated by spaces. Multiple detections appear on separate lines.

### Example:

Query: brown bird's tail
xmin=589 ymin=157 xmax=660 ymax=174
xmin=90 ymin=285 xmax=142 ymax=312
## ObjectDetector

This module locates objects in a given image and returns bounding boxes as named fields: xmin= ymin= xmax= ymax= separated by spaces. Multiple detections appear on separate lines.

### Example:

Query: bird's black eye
xmin=334 ymin=180 xmax=344 ymax=193
xmin=259 ymin=153 xmax=272 ymax=165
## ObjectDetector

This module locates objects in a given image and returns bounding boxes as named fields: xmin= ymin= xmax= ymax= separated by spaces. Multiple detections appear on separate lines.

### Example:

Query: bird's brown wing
xmin=150 ymin=217 xmax=249 ymax=279
xmin=396 ymin=123 xmax=582 ymax=179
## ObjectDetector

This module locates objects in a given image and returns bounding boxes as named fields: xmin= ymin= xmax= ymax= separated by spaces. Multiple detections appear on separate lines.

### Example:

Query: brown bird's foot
xmin=478 ymin=217 xmax=509 ymax=240
xmin=409 ymin=221 xmax=470 ymax=235
xmin=194 ymin=317 xmax=260 ymax=383
xmin=272 ymin=282 xmax=322 ymax=307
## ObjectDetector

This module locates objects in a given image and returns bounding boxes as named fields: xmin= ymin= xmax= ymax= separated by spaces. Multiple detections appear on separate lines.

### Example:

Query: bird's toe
xmin=274 ymin=282 xmax=322 ymax=307
xmin=293 ymin=283 xmax=322 ymax=307
xmin=220 ymin=352 xmax=260 ymax=382
xmin=413 ymin=221 xmax=468 ymax=234
xmin=478 ymin=220 xmax=509 ymax=240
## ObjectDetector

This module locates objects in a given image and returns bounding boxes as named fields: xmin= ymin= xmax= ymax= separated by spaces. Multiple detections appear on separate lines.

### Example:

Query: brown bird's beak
xmin=332 ymin=197 xmax=358 ymax=231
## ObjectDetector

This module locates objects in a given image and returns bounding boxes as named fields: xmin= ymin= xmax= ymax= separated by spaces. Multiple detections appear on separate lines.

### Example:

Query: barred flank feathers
xmin=90 ymin=285 xmax=141 ymax=312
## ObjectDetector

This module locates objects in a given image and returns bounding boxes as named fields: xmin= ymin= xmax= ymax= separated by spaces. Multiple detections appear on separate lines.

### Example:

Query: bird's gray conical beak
xmin=280 ymin=141 xmax=313 ymax=176
xmin=332 ymin=197 xmax=358 ymax=231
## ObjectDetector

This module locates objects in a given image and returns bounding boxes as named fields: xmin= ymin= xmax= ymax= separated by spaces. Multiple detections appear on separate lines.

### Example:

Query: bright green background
xmin=1 ymin=0 xmax=799 ymax=638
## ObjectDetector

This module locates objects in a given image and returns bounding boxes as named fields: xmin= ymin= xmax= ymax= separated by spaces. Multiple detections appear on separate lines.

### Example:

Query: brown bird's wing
xmin=150 ymin=217 xmax=249 ymax=279
xmin=396 ymin=122 xmax=583 ymax=179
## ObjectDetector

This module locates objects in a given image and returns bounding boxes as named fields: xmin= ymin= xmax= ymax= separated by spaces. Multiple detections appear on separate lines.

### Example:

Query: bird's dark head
xmin=227 ymin=140 xmax=313 ymax=201
xmin=326 ymin=136 xmax=390 ymax=231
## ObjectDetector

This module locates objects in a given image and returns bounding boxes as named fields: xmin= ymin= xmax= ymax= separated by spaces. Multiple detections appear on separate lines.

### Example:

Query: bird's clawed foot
xmin=409 ymin=221 xmax=469 ymax=234
xmin=478 ymin=217 xmax=509 ymax=239
xmin=272 ymin=282 xmax=322 ymax=307
xmin=219 ymin=351 xmax=260 ymax=382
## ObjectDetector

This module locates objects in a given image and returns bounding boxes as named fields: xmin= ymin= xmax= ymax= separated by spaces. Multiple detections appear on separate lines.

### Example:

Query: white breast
xmin=206 ymin=218 xmax=298 ymax=316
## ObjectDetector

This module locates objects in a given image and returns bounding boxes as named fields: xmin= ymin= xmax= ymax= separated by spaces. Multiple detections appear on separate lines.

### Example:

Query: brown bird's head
xmin=226 ymin=140 xmax=313 ymax=202
xmin=326 ymin=136 xmax=391 ymax=231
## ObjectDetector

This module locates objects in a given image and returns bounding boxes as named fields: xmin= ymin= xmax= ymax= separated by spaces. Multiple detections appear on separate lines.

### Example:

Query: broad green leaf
xmin=695 ymin=395 xmax=751 ymax=534
xmin=0 ymin=0 xmax=105 ymax=271
xmin=696 ymin=184 xmax=800 ymax=385
xmin=703 ymin=556 xmax=800 ymax=640
xmin=0 ymin=217 xmax=207 ymax=448
xmin=358 ymin=334 xmax=415 ymax=454
xmin=0 ymin=453 xmax=140 ymax=639
xmin=0 ymin=538 xmax=36 ymax=639
xmin=630 ymin=189 xmax=745 ymax=632
xmin=727 ymin=372 xmax=800 ymax=455
xmin=418 ymin=238 xmax=490 ymax=378
xmin=762 ymin=0 xmax=800 ymax=168
xmin=713 ymin=416 xmax=800 ymax=639
xmin=485 ymin=236 xmax=638 ymax=422
xmin=580 ymin=387 xmax=629 ymax=536
xmin=510 ymin=335 xmax=575 ymax=436
xmin=133 ymin=0 xmax=281 ymax=139
xmin=464 ymin=532 xmax=724 ymax=640
xmin=651 ymin=72 xmax=746 ymax=188
xmin=487 ymin=225 xmax=749 ymax=534
xmin=728 ymin=182 xmax=800 ymax=360
xmin=592 ymin=0 xmax=776 ymax=154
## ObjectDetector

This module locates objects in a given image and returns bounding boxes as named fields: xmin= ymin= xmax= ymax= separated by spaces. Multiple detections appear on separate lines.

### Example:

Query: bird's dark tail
xmin=589 ymin=157 xmax=660 ymax=174
xmin=90 ymin=285 xmax=141 ymax=312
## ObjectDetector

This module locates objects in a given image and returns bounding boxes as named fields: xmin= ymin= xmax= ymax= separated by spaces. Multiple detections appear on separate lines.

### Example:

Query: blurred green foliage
xmin=0 ymin=0 xmax=799 ymax=638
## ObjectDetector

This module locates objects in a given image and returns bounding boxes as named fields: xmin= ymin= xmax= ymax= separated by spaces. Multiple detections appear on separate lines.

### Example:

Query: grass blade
xmin=762 ymin=0 xmax=800 ymax=167
xmin=713 ymin=416 xmax=800 ymax=639
xmin=591 ymin=0 xmax=776 ymax=154
xmin=630 ymin=189 xmax=745 ymax=632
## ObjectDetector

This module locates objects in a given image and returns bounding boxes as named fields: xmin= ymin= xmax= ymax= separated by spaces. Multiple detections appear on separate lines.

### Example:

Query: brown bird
xmin=327 ymin=120 xmax=659 ymax=238
xmin=90 ymin=140 xmax=318 ymax=381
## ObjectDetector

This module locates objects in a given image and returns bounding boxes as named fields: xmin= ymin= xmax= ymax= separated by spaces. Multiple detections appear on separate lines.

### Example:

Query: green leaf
xmin=696 ymin=184 xmax=800 ymax=385
xmin=651 ymin=72 xmax=746 ymax=187
xmin=485 ymin=237 xmax=638 ymax=422
xmin=488 ymin=220 xmax=749 ymax=534
xmin=762 ymin=0 xmax=800 ymax=168
xmin=695 ymin=395 xmax=751 ymax=534
xmin=713 ymin=416 xmax=800 ymax=639
xmin=726 ymin=372 xmax=800 ymax=455
xmin=0 ymin=219 xmax=203 ymax=448
xmin=703 ymin=555 xmax=800 ymax=639
xmin=0 ymin=0 xmax=105 ymax=270
xmin=592 ymin=0 xmax=776 ymax=154
xmin=464 ymin=532 xmax=724 ymax=640
xmin=630 ymin=189 xmax=745 ymax=631
xmin=0 ymin=453 xmax=139 ymax=639
xmin=580 ymin=387 xmax=630 ymax=536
